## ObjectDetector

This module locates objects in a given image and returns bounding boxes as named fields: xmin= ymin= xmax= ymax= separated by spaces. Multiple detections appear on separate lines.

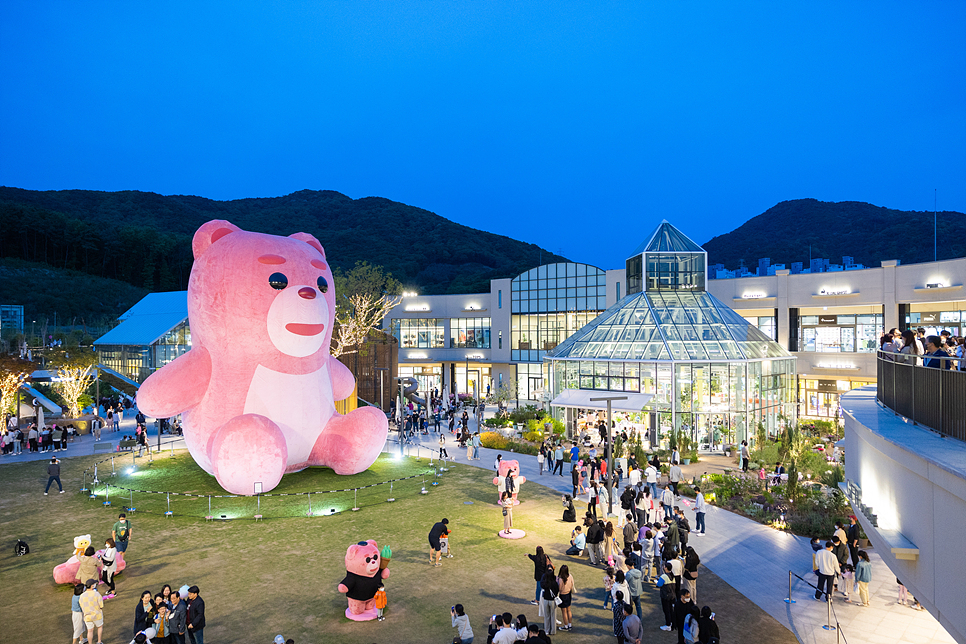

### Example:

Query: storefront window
xmin=906 ymin=310 xmax=964 ymax=336
xmin=390 ymin=318 xmax=445 ymax=348
xmin=743 ymin=316 xmax=777 ymax=341
xmin=799 ymin=313 xmax=882 ymax=352
xmin=450 ymin=318 xmax=491 ymax=348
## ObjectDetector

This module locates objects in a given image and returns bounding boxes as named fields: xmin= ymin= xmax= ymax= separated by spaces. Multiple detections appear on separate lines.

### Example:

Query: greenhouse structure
xmin=544 ymin=221 xmax=797 ymax=449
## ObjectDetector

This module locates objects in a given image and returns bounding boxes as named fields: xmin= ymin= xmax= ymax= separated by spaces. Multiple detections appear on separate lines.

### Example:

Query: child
xmin=375 ymin=585 xmax=387 ymax=621
xmin=602 ymin=566 xmax=615 ymax=609
xmin=896 ymin=578 xmax=908 ymax=605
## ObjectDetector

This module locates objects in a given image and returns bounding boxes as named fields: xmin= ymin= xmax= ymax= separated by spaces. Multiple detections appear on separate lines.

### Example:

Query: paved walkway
xmin=402 ymin=416 xmax=956 ymax=644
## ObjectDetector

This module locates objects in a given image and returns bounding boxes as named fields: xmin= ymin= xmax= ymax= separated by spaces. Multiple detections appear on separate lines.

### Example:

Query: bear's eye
xmin=269 ymin=273 xmax=288 ymax=290
xmin=317 ymin=276 xmax=328 ymax=294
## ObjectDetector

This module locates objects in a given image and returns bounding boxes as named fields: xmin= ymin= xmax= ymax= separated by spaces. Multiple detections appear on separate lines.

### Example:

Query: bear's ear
xmin=289 ymin=232 xmax=325 ymax=258
xmin=193 ymin=220 xmax=241 ymax=259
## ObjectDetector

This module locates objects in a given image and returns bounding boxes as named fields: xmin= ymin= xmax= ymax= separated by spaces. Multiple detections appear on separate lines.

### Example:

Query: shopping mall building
xmin=383 ymin=221 xmax=965 ymax=430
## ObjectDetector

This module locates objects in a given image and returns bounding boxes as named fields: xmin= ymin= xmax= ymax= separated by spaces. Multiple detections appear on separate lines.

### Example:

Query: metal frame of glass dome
xmin=544 ymin=222 xmax=796 ymax=450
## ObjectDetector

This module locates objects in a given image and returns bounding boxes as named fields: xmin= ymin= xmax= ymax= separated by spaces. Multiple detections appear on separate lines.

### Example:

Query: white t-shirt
xmin=645 ymin=466 xmax=657 ymax=483
xmin=629 ymin=469 xmax=641 ymax=486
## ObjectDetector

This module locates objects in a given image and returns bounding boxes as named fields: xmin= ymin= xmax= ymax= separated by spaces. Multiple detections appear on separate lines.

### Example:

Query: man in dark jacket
xmin=672 ymin=588 xmax=698 ymax=644
xmin=846 ymin=516 xmax=860 ymax=569
xmin=674 ymin=507 xmax=691 ymax=551
xmin=170 ymin=591 xmax=188 ymax=644
xmin=586 ymin=520 xmax=605 ymax=565
xmin=186 ymin=586 xmax=205 ymax=644
xmin=44 ymin=457 xmax=63 ymax=494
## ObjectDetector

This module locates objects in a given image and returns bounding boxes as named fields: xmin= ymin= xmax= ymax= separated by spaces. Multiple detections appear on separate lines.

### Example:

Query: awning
xmin=550 ymin=389 xmax=654 ymax=412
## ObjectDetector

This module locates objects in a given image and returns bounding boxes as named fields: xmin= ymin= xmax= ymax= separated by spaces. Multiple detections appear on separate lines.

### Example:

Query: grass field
xmin=0 ymin=449 xmax=797 ymax=644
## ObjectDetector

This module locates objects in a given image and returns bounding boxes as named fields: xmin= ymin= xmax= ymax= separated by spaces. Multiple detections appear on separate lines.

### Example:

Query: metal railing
xmin=876 ymin=350 xmax=966 ymax=442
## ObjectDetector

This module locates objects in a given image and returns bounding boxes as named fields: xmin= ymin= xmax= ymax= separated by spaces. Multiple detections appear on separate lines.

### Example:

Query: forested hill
xmin=703 ymin=199 xmax=966 ymax=270
xmin=0 ymin=187 xmax=567 ymax=295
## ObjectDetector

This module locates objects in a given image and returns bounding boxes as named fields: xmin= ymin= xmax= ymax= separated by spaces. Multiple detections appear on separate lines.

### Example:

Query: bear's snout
xmin=298 ymin=287 xmax=316 ymax=300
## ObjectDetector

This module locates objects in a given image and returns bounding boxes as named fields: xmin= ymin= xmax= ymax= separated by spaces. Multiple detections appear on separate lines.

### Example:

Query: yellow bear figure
xmin=73 ymin=534 xmax=92 ymax=558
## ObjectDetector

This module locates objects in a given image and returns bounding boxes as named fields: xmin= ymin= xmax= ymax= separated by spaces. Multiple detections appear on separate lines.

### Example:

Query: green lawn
xmin=0 ymin=449 xmax=797 ymax=644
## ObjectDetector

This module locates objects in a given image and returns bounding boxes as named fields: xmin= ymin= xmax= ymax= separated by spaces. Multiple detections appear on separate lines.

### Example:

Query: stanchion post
xmin=784 ymin=570 xmax=796 ymax=603
xmin=387 ymin=481 xmax=395 ymax=502
xmin=111 ymin=456 xmax=115 ymax=476
xmin=308 ymin=492 xmax=312 ymax=517
xmin=352 ymin=488 xmax=360 ymax=511
xmin=822 ymin=592 xmax=836 ymax=631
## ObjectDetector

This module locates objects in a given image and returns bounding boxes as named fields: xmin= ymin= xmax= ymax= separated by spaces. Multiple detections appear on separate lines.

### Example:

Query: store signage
xmin=818 ymin=316 xmax=838 ymax=325
xmin=920 ymin=312 xmax=938 ymax=323
xmin=815 ymin=363 xmax=855 ymax=370
xmin=925 ymin=283 xmax=945 ymax=289
xmin=817 ymin=380 xmax=839 ymax=392
xmin=404 ymin=305 xmax=431 ymax=312
xmin=466 ymin=354 xmax=485 ymax=360
xmin=819 ymin=288 xmax=850 ymax=295
xmin=420 ymin=367 xmax=436 ymax=375
xmin=742 ymin=292 xmax=767 ymax=299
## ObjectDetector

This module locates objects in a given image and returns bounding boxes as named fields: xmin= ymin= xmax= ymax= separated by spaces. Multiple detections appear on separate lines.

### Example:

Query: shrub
xmin=484 ymin=417 xmax=512 ymax=428
xmin=480 ymin=432 xmax=511 ymax=450
xmin=522 ymin=430 xmax=544 ymax=443
xmin=551 ymin=418 xmax=565 ymax=436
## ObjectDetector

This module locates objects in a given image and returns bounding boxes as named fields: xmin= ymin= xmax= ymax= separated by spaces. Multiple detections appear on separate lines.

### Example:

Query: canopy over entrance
xmin=550 ymin=388 xmax=654 ymax=412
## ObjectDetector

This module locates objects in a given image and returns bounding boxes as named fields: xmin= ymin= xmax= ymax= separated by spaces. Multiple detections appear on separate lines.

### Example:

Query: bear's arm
xmin=137 ymin=347 xmax=212 ymax=417
xmin=330 ymin=358 xmax=356 ymax=402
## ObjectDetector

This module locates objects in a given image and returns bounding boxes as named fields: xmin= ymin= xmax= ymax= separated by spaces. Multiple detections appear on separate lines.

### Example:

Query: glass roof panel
xmin=630 ymin=221 xmax=705 ymax=255
xmin=543 ymin=281 xmax=792 ymax=362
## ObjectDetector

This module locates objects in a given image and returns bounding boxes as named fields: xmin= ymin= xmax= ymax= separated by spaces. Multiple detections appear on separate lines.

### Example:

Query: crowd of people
xmin=879 ymin=326 xmax=965 ymax=369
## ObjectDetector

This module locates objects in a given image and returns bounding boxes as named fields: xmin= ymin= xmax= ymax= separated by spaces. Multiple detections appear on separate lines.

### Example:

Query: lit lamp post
xmin=590 ymin=394 xmax=627 ymax=518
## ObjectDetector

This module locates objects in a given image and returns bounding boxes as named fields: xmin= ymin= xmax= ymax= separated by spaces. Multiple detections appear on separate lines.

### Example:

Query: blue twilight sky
xmin=2 ymin=2 xmax=964 ymax=270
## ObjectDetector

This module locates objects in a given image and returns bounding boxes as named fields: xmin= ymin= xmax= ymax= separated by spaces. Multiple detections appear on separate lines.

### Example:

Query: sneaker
xmin=44 ymin=492 xmax=48 ymax=496
xmin=530 ymin=600 xmax=539 ymax=605
xmin=104 ymin=593 xmax=115 ymax=599
xmin=59 ymin=490 xmax=65 ymax=493
xmin=446 ymin=554 xmax=453 ymax=558
xmin=556 ymin=619 xmax=562 ymax=625
xmin=660 ymin=625 xmax=672 ymax=631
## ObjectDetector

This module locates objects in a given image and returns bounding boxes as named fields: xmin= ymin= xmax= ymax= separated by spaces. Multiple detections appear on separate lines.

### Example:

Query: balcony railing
xmin=876 ymin=350 xmax=966 ymax=442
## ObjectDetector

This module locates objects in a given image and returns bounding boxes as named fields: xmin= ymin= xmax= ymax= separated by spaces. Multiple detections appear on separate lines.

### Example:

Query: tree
xmin=0 ymin=355 xmax=35 ymax=415
xmin=491 ymin=376 xmax=517 ymax=418
xmin=46 ymin=348 xmax=97 ymax=418
xmin=330 ymin=262 xmax=402 ymax=359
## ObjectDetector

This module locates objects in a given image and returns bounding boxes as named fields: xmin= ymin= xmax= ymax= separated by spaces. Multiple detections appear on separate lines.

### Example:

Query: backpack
xmin=15 ymin=539 xmax=29 ymax=556
xmin=683 ymin=613 xmax=700 ymax=643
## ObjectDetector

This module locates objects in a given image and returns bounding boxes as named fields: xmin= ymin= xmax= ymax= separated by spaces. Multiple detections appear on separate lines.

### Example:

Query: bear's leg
xmin=309 ymin=407 xmax=388 ymax=475
xmin=208 ymin=414 xmax=287 ymax=495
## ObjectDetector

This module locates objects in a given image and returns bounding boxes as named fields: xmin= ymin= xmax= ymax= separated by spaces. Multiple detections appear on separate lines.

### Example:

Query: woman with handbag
xmin=100 ymin=538 xmax=118 ymax=599
xmin=501 ymin=491 xmax=513 ymax=535
xmin=539 ymin=568 xmax=560 ymax=635
xmin=683 ymin=545 xmax=700 ymax=603
xmin=556 ymin=565 xmax=575 ymax=631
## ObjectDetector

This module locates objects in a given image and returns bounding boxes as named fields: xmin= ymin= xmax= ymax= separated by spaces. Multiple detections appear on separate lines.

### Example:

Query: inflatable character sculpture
xmin=338 ymin=539 xmax=391 ymax=620
xmin=137 ymin=221 xmax=389 ymax=494
xmin=53 ymin=534 xmax=127 ymax=584
xmin=493 ymin=459 xmax=526 ymax=505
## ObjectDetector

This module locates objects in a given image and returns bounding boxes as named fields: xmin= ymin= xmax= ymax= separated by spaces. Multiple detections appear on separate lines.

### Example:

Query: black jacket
xmin=528 ymin=553 xmax=550 ymax=581
xmin=832 ymin=541 xmax=849 ymax=567
xmin=187 ymin=596 xmax=206 ymax=631
xmin=586 ymin=523 xmax=604 ymax=544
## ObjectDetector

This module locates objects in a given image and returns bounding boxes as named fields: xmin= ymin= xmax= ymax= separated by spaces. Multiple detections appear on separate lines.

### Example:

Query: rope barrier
xmin=786 ymin=570 xmax=849 ymax=644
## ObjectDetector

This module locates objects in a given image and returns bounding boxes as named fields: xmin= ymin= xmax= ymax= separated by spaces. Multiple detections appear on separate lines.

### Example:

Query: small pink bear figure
xmin=338 ymin=539 xmax=390 ymax=621
xmin=137 ymin=220 xmax=388 ymax=495
xmin=493 ymin=459 xmax=526 ymax=505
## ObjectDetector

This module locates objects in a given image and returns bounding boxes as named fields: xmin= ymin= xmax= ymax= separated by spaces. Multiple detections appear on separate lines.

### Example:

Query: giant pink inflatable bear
xmin=494 ymin=459 xmax=526 ymax=505
xmin=137 ymin=221 xmax=388 ymax=495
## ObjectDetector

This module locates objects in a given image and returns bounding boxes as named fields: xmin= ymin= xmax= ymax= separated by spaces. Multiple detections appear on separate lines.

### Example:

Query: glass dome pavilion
xmin=544 ymin=221 xmax=797 ymax=448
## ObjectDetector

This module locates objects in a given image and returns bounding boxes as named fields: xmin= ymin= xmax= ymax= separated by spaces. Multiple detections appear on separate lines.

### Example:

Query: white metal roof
xmin=550 ymin=388 xmax=654 ymax=412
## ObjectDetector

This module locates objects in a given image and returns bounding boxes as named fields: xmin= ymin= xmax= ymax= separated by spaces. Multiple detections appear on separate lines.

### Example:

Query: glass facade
xmin=511 ymin=262 xmax=606 ymax=362
xmin=799 ymin=378 xmax=873 ymax=418
xmin=450 ymin=317 xmax=491 ymax=349
xmin=744 ymin=315 xmax=777 ymax=341
xmin=390 ymin=318 xmax=445 ymax=348
xmin=906 ymin=309 xmax=964 ymax=336
xmin=799 ymin=313 xmax=883 ymax=353
xmin=546 ymin=221 xmax=796 ymax=447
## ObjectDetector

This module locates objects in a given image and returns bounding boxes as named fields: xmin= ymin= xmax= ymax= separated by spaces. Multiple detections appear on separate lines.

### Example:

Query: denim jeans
xmin=473 ymin=446 xmax=479 ymax=459
xmin=603 ymin=589 xmax=612 ymax=608
xmin=649 ymin=482 xmax=658 ymax=499
xmin=695 ymin=512 xmax=706 ymax=533
xmin=535 ymin=580 xmax=543 ymax=603
xmin=188 ymin=628 xmax=204 ymax=644
xmin=631 ymin=594 xmax=642 ymax=617
xmin=663 ymin=504 xmax=672 ymax=520
xmin=45 ymin=476 xmax=62 ymax=492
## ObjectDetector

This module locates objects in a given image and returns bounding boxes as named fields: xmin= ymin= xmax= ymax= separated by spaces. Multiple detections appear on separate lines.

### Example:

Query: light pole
xmin=590 ymin=394 xmax=627 ymax=517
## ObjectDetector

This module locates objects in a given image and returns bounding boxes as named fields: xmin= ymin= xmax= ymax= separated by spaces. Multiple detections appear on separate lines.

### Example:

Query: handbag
xmin=553 ymin=593 xmax=563 ymax=606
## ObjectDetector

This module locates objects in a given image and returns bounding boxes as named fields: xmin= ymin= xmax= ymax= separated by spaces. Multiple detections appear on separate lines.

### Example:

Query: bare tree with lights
xmin=0 ymin=355 xmax=35 ymax=416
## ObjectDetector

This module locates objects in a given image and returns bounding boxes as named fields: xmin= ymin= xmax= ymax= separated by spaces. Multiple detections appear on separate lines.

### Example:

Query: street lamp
xmin=590 ymin=394 xmax=627 ymax=518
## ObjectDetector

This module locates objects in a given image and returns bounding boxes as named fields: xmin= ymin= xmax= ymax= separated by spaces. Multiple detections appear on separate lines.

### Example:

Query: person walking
xmin=79 ymin=578 xmax=104 ymax=644
xmin=854 ymin=550 xmax=872 ymax=607
xmin=539 ymin=568 xmax=559 ymax=635
xmin=553 ymin=444 xmax=564 ymax=476
xmin=527 ymin=546 xmax=551 ymax=605
xmin=556 ymin=565 xmax=575 ymax=631
xmin=668 ymin=462 xmax=682 ymax=497
xmin=740 ymin=440 xmax=750 ymax=472
xmin=113 ymin=513 xmax=133 ymax=554
xmin=186 ymin=586 xmax=205 ymax=644
xmin=45 ymin=456 xmax=64 ymax=494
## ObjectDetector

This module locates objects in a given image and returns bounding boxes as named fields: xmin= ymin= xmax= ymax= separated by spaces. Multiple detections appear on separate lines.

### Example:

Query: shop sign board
xmin=818 ymin=316 xmax=838 ymax=326
xmin=817 ymin=380 xmax=839 ymax=392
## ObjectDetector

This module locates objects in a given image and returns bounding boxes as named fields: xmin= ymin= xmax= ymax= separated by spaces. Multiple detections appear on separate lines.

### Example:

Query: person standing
xmin=673 ymin=589 xmax=698 ymax=644
xmin=539 ymin=568 xmax=559 ymax=636
xmin=170 ymin=591 xmax=187 ymax=644
xmin=428 ymin=518 xmax=450 ymax=567
xmin=586 ymin=519 xmax=604 ymax=564
xmin=472 ymin=432 xmax=481 ymax=460
xmin=538 ymin=445 xmax=546 ymax=475
xmin=661 ymin=485 xmax=674 ymax=521
xmin=70 ymin=583 xmax=86 ymax=644
xmin=556 ymin=565 xmax=575 ymax=631
xmin=693 ymin=487 xmax=707 ymax=536
xmin=501 ymin=491 xmax=513 ymax=535
xmin=100 ymin=538 xmax=118 ymax=599
xmin=657 ymin=563 xmax=676 ymax=631
xmin=527 ymin=546 xmax=551 ymax=605
xmin=186 ymin=586 xmax=205 ymax=644
xmin=814 ymin=541 xmax=840 ymax=602
xmin=682 ymin=546 xmax=700 ymax=604
xmin=611 ymin=590 xmax=627 ymax=643
xmin=621 ymin=603 xmax=642 ymax=644
xmin=625 ymin=563 xmax=643 ymax=617
xmin=450 ymin=604 xmax=474 ymax=644
xmin=79 ymin=578 xmax=104 ymax=644
xmin=569 ymin=441 xmax=579 ymax=472
xmin=846 ymin=516 xmax=860 ymax=570
xmin=740 ymin=440 xmax=750 ymax=472
xmin=854 ymin=550 xmax=872 ymax=607
xmin=153 ymin=602 xmax=172 ymax=644
xmin=113 ymin=513 xmax=132 ymax=554
xmin=438 ymin=432 xmax=448 ymax=459
xmin=135 ymin=590 xmax=156 ymax=635
xmin=45 ymin=456 xmax=64 ymax=494
xmin=668 ymin=462 xmax=682 ymax=497
xmin=571 ymin=466 xmax=580 ymax=497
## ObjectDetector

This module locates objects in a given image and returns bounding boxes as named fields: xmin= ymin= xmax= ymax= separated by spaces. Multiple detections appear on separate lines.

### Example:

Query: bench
xmin=92 ymin=442 xmax=116 ymax=455
xmin=117 ymin=440 xmax=138 ymax=452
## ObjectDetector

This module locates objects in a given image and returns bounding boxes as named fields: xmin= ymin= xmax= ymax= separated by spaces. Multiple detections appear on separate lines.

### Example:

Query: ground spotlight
xmin=126 ymin=467 xmax=134 ymax=475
